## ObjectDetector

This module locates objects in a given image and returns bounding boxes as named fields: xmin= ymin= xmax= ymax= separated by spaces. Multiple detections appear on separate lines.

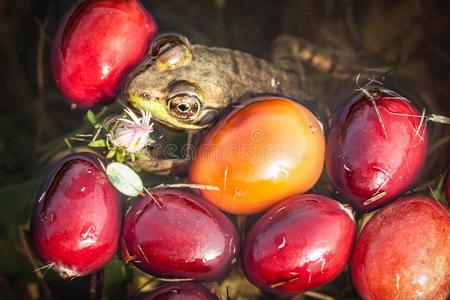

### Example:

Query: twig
xmin=18 ymin=226 xmax=52 ymax=300
xmin=355 ymin=75 xmax=387 ymax=136
xmin=363 ymin=191 xmax=387 ymax=206
xmin=270 ymin=277 xmax=300 ymax=289
xmin=159 ymin=278 xmax=194 ymax=282
xmin=428 ymin=114 xmax=450 ymax=124
xmin=33 ymin=7 xmax=54 ymax=148
xmin=150 ymin=183 xmax=220 ymax=191
xmin=414 ymin=108 xmax=426 ymax=140
xmin=369 ymin=96 xmax=388 ymax=137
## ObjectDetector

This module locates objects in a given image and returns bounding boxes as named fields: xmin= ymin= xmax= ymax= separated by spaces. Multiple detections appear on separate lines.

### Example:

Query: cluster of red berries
xmin=32 ymin=0 xmax=449 ymax=299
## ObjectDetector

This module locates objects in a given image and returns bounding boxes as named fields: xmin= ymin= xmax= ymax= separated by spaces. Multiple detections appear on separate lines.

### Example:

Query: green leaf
xmin=115 ymin=150 xmax=125 ymax=163
xmin=101 ymin=258 xmax=126 ymax=300
xmin=88 ymin=139 xmax=106 ymax=148
xmin=106 ymin=162 xmax=143 ymax=197
xmin=106 ymin=147 xmax=117 ymax=159
xmin=86 ymin=110 xmax=100 ymax=128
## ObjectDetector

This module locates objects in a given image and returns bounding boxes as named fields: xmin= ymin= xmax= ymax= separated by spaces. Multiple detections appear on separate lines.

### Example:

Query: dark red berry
xmin=351 ymin=195 xmax=450 ymax=299
xmin=141 ymin=282 xmax=219 ymax=300
xmin=243 ymin=194 xmax=356 ymax=294
xmin=51 ymin=0 xmax=158 ymax=107
xmin=326 ymin=90 xmax=428 ymax=212
xmin=121 ymin=188 xmax=239 ymax=281
xmin=31 ymin=153 xmax=122 ymax=278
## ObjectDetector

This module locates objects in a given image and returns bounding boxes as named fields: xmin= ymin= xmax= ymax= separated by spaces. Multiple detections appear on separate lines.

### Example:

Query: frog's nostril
xmin=141 ymin=92 xmax=152 ymax=100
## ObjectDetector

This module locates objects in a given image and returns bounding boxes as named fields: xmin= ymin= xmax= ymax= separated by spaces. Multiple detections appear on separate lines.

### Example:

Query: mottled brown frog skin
xmin=125 ymin=35 xmax=311 ymax=131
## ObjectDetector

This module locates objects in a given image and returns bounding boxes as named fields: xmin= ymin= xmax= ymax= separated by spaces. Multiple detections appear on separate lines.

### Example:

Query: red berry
xmin=351 ymin=195 xmax=450 ymax=300
xmin=31 ymin=153 xmax=122 ymax=278
xmin=243 ymin=194 xmax=356 ymax=294
xmin=142 ymin=282 xmax=219 ymax=300
xmin=121 ymin=188 xmax=239 ymax=281
xmin=326 ymin=90 xmax=428 ymax=212
xmin=50 ymin=0 xmax=157 ymax=107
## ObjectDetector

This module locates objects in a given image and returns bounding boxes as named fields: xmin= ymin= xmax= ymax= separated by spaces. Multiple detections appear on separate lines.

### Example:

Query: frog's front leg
xmin=131 ymin=156 xmax=190 ymax=176
xmin=131 ymin=130 xmax=197 ymax=176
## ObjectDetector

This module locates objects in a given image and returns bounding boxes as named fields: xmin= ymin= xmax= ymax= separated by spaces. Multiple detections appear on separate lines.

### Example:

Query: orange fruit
xmin=189 ymin=97 xmax=325 ymax=215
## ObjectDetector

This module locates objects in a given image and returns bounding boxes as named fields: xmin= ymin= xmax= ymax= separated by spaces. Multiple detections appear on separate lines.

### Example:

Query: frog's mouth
xmin=128 ymin=94 xmax=206 ymax=130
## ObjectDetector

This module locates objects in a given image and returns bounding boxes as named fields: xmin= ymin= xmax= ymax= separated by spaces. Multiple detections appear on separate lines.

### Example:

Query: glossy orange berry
xmin=189 ymin=97 xmax=325 ymax=215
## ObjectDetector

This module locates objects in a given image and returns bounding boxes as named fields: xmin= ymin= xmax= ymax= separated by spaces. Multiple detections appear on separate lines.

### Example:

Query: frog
xmin=124 ymin=34 xmax=313 ymax=131
xmin=123 ymin=33 xmax=382 ymax=174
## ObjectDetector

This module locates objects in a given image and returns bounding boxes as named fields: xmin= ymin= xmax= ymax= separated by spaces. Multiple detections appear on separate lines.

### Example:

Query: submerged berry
xmin=31 ymin=153 xmax=122 ymax=278
xmin=121 ymin=188 xmax=239 ymax=281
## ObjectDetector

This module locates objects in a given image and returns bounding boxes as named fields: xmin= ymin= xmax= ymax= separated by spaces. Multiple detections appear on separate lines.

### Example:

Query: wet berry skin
xmin=190 ymin=97 xmax=325 ymax=215
xmin=141 ymin=282 xmax=219 ymax=300
xmin=31 ymin=153 xmax=122 ymax=278
xmin=121 ymin=188 xmax=239 ymax=281
xmin=242 ymin=194 xmax=356 ymax=294
xmin=351 ymin=195 xmax=450 ymax=300
xmin=51 ymin=0 xmax=157 ymax=107
xmin=326 ymin=90 xmax=428 ymax=212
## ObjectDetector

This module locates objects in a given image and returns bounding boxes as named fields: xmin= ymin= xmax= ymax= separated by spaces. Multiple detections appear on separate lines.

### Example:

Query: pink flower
xmin=110 ymin=108 xmax=154 ymax=153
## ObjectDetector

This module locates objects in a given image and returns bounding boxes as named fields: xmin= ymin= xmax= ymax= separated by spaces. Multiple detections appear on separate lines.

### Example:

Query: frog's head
xmin=123 ymin=34 xmax=220 ymax=130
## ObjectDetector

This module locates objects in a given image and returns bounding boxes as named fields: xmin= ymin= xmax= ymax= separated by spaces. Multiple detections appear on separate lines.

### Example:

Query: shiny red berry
xmin=243 ymin=194 xmax=356 ymax=294
xmin=50 ymin=0 xmax=157 ymax=107
xmin=121 ymin=188 xmax=239 ymax=281
xmin=351 ymin=195 xmax=450 ymax=299
xmin=31 ymin=153 xmax=122 ymax=278
xmin=326 ymin=89 xmax=428 ymax=212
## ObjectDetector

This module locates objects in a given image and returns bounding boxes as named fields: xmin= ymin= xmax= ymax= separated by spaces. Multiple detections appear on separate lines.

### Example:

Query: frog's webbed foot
xmin=272 ymin=34 xmax=391 ymax=80
xmin=271 ymin=35 xmax=309 ymax=83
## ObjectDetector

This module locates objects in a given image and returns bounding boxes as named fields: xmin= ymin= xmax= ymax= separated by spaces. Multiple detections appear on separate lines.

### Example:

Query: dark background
xmin=0 ymin=0 xmax=449 ymax=299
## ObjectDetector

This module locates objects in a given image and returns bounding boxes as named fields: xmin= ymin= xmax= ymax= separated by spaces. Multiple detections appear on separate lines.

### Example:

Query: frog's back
xmin=189 ymin=44 xmax=311 ymax=108
xmin=125 ymin=35 xmax=312 ymax=130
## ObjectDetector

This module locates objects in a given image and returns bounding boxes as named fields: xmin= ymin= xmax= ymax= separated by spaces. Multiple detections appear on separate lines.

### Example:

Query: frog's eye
xmin=166 ymin=81 xmax=201 ymax=121
xmin=150 ymin=34 xmax=193 ymax=70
